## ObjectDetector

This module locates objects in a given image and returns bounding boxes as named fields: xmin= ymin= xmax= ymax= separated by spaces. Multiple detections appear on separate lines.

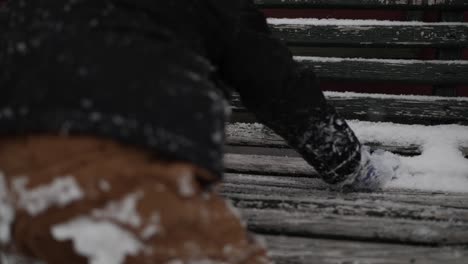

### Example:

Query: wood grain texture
xmin=221 ymin=173 xmax=468 ymax=209
xmin=230 ymin=93 xmax=468 ymax=125
xmin=220 ymin=173 xmax=468 ymax=245
xmin=297 ymin=57 xmax=468 ymax=84
xmin=260 ymin=235 xmax=468 ymax=264
xmin=226 ymin=123 xmax=423 ymax=156
xmin=254 ymin=0 xmax=468 ymax=9
xmin=225 ymin=153 xmax=315 ymax=176
xmin=270 ymin=23 xmax=468 ymax=47
xmin=229 ymin=198 xmax=468 ymax=245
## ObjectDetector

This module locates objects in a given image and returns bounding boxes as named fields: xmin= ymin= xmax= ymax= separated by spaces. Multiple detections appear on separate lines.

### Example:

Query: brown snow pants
xmin=0 ymin=135 xmax=269 ymax=264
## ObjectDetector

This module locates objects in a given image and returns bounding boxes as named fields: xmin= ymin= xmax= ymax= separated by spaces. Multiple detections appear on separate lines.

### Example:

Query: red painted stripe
xmin=457 ymin=86 xmax=468 ymax=97
xmin=423 ymin=10 xmax=440 ymax=22
xmin=462 ymin=49 xmax=468 ymax=60
xmin=419 ymin=48 xmax=438 ymax=60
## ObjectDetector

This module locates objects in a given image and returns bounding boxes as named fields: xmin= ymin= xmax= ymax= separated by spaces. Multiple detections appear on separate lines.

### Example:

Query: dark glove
xmin=336 ymin=147 xmax=401 ymax=192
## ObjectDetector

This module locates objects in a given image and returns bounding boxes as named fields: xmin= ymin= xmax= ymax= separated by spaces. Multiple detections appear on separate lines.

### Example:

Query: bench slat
xmin=260 ymin=235 xmax=468 ymax=264
xmin=297 ymin=57 xmax=468 ymax=84
xmin=238 ymin=208 xmax=468 ymax=245
xmin=230 ymin=92 xmax=468 ymax=125
xmin=222 ymin=173 xmax=468 ymax=258
xmin=226 ymin=124 xmax=422 ymax=156
xmin=225 ymin=188 xmax=468 ymax=223
xmin=224 ymin=192 xmax=468 ymax=245
xmin=269 ymin=22 xmax=468 ymax=47
xmin=225 ymin=153 xmax=315 ymax=176
xmin=224 ymin=148 xmax=468 ymax=176
xmin=222 ymin=173 xmax=468 ymax=208
xmin=255 ymin=0 xmax=468 ymax=9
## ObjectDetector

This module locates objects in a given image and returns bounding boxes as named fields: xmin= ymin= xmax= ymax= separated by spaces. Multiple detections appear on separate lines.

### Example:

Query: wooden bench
xmin=223 ymin=1 xmax=468 ymax=263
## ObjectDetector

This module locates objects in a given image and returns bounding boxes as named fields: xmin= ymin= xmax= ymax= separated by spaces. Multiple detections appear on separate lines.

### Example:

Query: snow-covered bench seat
xmin=223 ymin=1 xmax=468 ymax=264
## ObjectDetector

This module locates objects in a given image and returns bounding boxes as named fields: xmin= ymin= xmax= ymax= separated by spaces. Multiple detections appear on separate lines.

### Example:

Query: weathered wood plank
xmin=289 ymin=46 xmax=422 ymax=58
xmin=226 ymin=123 xmax=422 ymax=156
xmin=224 ymin=148 xmax=468 ymax=177
xmin=226 ymin=190 xmax=468 ymax=223
xmin=230 ymin=92 xmax=468 ymax=125
xmin=221 ymin=173 xmax=468 ymax=209
xmin=255 ymin=0 xmax=468 ymax=9
xmin=223 ymin=174 xmax=468 ymax=245
xmin=261 ymin=235 xmax=468 ymax=264
xmin=225 ymin=153 xmax=315 ymax=176
xmin=223 ymin=183 xmax=468 ymax=245
xmin=433 ymin=10 xmax=465 ymax=96
xmin=236 ymin=206 xmax=468 ymax=245
xmin=269 ymin=22 xmax=468 ymax=47
xmin=296 ymin=57 xmax=468 ymax=84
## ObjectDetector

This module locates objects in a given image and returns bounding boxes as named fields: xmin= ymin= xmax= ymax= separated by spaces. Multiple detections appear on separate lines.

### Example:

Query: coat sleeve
xmin=220 ymin=0 xmax=362 ymax=185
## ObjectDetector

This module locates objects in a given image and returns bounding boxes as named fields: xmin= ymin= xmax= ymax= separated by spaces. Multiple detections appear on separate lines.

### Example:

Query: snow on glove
xmin=337 ymin=147 xmax=401 ymax=192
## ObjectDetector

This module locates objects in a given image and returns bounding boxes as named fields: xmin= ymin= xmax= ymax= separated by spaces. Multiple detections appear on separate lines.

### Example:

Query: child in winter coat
xmin=0 ymin=0 xmax=395 ymax=263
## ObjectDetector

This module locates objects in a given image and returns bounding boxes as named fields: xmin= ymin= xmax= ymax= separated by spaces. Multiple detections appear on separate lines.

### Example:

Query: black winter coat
xmin=0 ymin=0 xmax=361 ymax=184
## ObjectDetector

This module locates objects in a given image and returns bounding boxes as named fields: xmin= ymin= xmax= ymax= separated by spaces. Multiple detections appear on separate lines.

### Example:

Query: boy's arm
xmin=220 ymin=0 xmax=363 ymax=186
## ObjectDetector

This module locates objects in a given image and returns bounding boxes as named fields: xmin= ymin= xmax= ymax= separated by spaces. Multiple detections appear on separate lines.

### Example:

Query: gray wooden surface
xmin=270 ymin=23 xmax=468 ymax=47
xmin=224 ymin=95 xmax=468 ymax=263
xmin=237 ymin=2 xmax=468 ymax=263
xmin=226 ymin=123 xmax=423 ymax=155
xmin=220 ymin=170 xmax=468 ymax=262
xmin=297 ymin=57 xmax=468 ymax=84
xmin=230 ymin=93 xmax=468 ymax=125
xmin=261 ymin=235 xmax=468 ymax=264
xmin=225 ymin=107 xmax=468 ymax=259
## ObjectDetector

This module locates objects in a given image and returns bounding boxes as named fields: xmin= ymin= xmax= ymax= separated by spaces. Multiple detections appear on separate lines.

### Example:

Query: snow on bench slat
xmin=324 ymin=91 xmax=468 ymax=102
xmin=255 ymin=0 xmax=468 ymax=8
xmin=268 ymin=18 xmax=468 ymax=26
xmin=225 ymin=120 xmax=468 ymax=193
xmin=296 ymin=56 xmax=468 ymax=65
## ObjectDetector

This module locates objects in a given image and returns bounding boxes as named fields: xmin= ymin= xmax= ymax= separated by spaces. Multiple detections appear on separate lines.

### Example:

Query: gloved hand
xmin=337 ymin=147 xmax=401 ymax=192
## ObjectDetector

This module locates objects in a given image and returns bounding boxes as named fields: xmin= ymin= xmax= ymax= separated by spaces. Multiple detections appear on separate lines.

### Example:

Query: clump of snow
xmin=92 ymin=191 xmax=144 ymax=228
xmin=0 ymin=253 xmax=45 ymax=264
xmin=178 ymin=171 xmax=195 ymax=198
xmin=0 ymin=172 xmax=14 ymax=244
xmin=140 ymin=212 xmax=161 ymax=240
xmin=98 ymin=180 xmax=111 ymax=192
xmin=12 ymin=176 xmax=84 ymax=216
xmin=295 ymin=56 xmax=468 ymax=65
xmin=52 ymin=217 xmax=143 ymax=264
xmin=324 ymin=91 xmax=468 ymax=102
xmin=349 ymin=121 xmax=468 ymax=193
xmin=267 ymin=18 xmax=468 ymax=26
